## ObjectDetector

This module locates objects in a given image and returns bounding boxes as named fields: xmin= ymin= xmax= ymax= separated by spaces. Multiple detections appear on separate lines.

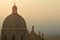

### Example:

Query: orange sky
xmin=0 ymin=0 xmax=60 ymax=35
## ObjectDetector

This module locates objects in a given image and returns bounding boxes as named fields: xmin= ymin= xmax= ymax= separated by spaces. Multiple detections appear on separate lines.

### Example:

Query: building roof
xmin=28 ymin=26 xmax=42 ymax=40
xmin=2 ymin=4 xmax=27 ymax=31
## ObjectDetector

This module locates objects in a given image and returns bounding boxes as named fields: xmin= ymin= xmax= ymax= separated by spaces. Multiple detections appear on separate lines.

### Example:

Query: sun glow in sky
xmin=0 ymin=0 xmax=60 ymax=35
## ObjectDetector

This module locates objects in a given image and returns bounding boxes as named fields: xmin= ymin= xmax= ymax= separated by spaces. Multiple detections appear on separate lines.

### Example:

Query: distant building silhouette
xmin=1 ymin=3 xmax=45 ymax=40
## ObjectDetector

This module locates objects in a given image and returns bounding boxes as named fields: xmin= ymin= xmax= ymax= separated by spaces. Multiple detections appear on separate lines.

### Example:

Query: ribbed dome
xmin=2 ymin=13 xmax=27 ymax=31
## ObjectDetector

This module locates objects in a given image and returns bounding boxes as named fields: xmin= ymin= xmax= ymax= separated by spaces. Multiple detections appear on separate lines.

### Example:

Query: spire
xmin=39 ymin=31 xmax=41 ymax=37
xmin=42 ymin=33 xmax=44 ymax=38
xmin=41 ymin=33 xmax=45 ymax=40
xmin=12 ymin=0 xmax=17 ymax=14
xmin=31 ymin=25 xmax=35 ymax=33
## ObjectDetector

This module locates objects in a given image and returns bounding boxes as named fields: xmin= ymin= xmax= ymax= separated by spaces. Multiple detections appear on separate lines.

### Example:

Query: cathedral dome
xmin=2 ymin=5 xmax=27 ymax=31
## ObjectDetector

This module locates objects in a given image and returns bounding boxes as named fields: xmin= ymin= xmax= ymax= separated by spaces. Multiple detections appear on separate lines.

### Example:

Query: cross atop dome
xmin=14 ymin=0 xmax=16 ymax=5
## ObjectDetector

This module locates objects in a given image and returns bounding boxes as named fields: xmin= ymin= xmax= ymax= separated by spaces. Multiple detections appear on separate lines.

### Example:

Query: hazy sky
xmin=0 ymin=0 xmax=60 ymax=35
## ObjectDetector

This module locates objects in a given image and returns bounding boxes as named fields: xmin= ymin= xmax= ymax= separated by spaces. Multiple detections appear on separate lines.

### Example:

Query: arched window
xmin=1 ymin=36 xmax=3 ymax=40
xmin=21 ymin=35 xmax=23 ymax=40
xmin=1 ymin=35 xmax=6 ymax=40
xmin=4 ymin=35 xmax=6 ymax=40
xmin=12 ymin=35 xmax=15 ymax=40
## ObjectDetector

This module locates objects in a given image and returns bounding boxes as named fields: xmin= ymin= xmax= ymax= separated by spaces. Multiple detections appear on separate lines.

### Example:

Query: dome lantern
xmin=12 ymin=2 xmax=17 ymax=14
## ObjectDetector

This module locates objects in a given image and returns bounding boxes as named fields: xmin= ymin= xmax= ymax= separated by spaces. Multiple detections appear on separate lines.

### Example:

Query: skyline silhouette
xmin=0 ymin=0 xmax=60 ymax=36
